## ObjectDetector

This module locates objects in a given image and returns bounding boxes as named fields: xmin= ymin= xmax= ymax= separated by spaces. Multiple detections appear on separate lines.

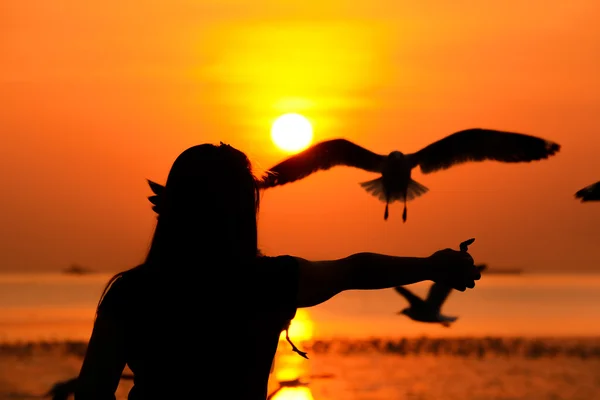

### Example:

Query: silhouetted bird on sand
xmin=259 ymin=129 xmax=561 ymax=221
xmin=394 ymin=264 xmax=487 ymax=327
xmin=575 ymin=181 xmax=600 ymax=202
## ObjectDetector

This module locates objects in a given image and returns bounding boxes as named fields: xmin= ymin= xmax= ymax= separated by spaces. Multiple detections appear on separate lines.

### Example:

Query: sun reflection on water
xmin=270 ymin=387 xmax=314 ymax=400
xmin=269 ymin=309 xmax=316 ymax=399
xmin=280 ymin=309 xmax=314 ymax=342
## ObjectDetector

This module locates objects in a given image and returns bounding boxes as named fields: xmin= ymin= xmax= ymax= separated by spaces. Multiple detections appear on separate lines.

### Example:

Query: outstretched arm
xmin=295 ymin=247 xmax=478 ymax=308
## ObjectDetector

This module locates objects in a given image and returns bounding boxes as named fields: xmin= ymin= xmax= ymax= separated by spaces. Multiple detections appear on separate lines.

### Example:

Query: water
xmin=0 ymin=272 xmax=599 ymax=399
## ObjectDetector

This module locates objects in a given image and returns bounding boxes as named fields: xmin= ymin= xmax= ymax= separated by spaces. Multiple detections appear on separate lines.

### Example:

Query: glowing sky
xmin=2 ymin=0 xmax=600 ymax=272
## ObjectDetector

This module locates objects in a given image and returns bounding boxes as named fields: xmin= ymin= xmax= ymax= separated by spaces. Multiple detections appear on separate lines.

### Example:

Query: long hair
xmin=97 ymin=143 xmax=261 ymax=308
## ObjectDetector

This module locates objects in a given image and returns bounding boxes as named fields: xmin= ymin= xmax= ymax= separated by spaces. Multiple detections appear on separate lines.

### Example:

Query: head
xmin=146 ymin=142 xmax=261 ymax=268
xmin=96 ymin=143 xmax=260 ymax=315
xmin=389 ymin=150 xmax=404 ymax=159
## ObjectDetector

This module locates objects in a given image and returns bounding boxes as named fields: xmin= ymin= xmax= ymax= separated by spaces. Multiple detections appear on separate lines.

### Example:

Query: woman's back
xmin=97 ymin=255 xmax=299 ymax=399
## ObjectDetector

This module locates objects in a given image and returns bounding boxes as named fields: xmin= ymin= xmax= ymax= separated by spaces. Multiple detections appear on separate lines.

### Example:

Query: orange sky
xmin=2 ymin=0 xmax=600 ymax=272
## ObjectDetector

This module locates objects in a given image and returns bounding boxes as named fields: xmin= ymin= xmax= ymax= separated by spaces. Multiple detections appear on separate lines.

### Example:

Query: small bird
xmin=575 ymin=181 xmax=600 ymax=202
xmin=394 ymin=264 xmax=487 ymax=327
xmin=259 ymin=129 xmax=561 ymax=221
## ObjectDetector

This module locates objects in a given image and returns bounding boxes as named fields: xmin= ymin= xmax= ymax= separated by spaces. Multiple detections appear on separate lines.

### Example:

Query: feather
xmin=260 ymin=139 xmax=386 ymax=188
xmin=575 ymin=180 xmax=600 ymax=202
xmin=147 ymin=179 xmax=165 ymax=195
xmin=425 ymin=282 xmax=453 ymax=311
xmin=411 ymin=128 xmax=561 ymax=174
xmin=393 ymin=286 xmax=424 ymax=307
xmin=147 ymin=180 xmax=165 ymax=214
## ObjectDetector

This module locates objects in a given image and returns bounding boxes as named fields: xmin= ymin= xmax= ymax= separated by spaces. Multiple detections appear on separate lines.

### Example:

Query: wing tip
xmin=258 ymin=170 xmax=284 ymax=189
xmin=574 ymin=182 xmax=600 ymax=202
xmin=545 ymin=140 xmax=561 ymax=155
xmin=575 ymin=190 xmax=594 ymax=202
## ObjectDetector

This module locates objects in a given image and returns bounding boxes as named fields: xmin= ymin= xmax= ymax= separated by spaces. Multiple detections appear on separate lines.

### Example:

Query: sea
xmin=0 ymin=272 xmax=599 ymax=399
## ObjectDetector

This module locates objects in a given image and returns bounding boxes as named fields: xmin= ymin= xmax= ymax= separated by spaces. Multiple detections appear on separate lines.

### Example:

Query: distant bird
xmin=259 ymin=129 xmax=561 ymax=221
xmin=575 ymin=181 xmax=600 ymax=202
xmin=394 ymin=264 xmax=487 ymax=327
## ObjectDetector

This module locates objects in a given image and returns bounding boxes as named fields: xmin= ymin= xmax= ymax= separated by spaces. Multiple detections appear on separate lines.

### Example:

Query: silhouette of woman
xmin=74 ymin=142 xmax=480 ymax=400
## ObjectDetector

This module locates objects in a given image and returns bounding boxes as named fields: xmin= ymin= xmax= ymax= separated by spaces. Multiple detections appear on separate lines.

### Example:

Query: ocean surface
xmin=0 ymin=272 xmax=599 ymax=399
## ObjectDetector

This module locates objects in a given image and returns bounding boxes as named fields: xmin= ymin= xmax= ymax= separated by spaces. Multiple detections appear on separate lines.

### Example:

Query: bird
xmin=394 ymin=264 xmax=487 ymax=327
xmin=575 ymin=181 xmax=600 ymax=202
xmin=259 ymin=128 xmax=561 ymax=221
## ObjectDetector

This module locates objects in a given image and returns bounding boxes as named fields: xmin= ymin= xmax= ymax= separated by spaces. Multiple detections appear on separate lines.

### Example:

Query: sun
xmin=271 ymin=113 xmax=313 ymax=153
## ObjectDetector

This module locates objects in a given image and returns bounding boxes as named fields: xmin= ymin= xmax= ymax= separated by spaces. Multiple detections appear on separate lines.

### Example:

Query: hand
xmin=427 ymin=241 xmax=480 ymax=291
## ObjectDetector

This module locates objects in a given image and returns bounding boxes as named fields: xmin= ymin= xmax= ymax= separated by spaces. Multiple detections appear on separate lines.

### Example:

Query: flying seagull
xmin=259 ymin=128 xmax=561 ymax=221
xmin=394 ymin=264 xmax=486 ymax=327
xmin=575 ymin=181 xmax=600 ymax=202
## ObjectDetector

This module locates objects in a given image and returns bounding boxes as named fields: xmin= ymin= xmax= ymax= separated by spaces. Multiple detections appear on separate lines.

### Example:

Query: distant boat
xmin=62 ymin=264 xmax=94 ymax=275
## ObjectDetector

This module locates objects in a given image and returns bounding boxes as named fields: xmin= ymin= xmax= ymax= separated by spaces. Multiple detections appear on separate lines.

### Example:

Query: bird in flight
xmin=394 ymin=264 xmax=487 ymax=327
xmin=259 ymin=128 xmax=561 ymax=221
xmin=575 ymin=181 xmax=600 ymax=202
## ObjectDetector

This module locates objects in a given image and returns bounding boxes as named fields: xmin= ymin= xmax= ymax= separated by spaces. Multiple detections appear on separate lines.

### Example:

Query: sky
xmin=1 ymin=0 xmax=600 ymax=272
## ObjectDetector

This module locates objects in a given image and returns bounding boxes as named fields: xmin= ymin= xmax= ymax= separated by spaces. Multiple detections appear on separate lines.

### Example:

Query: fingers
xmin=459 ymin=238 xmax=475 ymax=252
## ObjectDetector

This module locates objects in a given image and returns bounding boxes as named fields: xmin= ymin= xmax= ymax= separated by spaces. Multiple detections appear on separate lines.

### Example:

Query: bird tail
xmin=360 ymin=177 xmax=429 ymax=221
xmin=405 ymin=178 xmax=429 ymax=201
xmin=359 ymin=177 xmax=387 ymax=202
xmin=359 ymin=178 xmax=429 ymax=202
xmin=440 ymin=315 xmax=458 ymax=326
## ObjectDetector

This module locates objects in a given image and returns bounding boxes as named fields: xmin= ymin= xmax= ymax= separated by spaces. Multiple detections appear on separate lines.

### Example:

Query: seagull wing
xmin=575 ymin=180 xmax=600 ymax=202
xmin=394 ymin=286 xmax=424 ymax=307
xmin=409 ymin=128 xmax=561 ymax=174
xmin=424 ymin=282 xmax=453 ymax=311
xmin=260 ymin=139 xmax=386 ymax=188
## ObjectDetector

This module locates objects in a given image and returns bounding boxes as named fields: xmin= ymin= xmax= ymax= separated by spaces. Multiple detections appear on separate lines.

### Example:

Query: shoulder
xmin=97 ymin=265 xmax=146 ymax=315
xmin=257 ymin=255 xmax=298 ymax=267
xmin=254 ymin=255 xmax=299 ymax=279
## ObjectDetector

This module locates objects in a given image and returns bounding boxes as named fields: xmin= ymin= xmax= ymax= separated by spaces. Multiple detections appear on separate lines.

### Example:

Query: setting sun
xmin=271 ymin=113 xmax=314 ymax=153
